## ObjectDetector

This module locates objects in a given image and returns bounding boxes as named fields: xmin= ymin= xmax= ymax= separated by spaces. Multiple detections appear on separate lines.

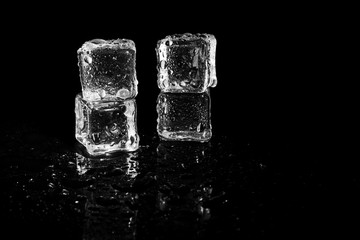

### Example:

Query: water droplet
xmin=165 ymin=40 xmax=172 ymax=46
xmin=130 ymin=136 xmax=135 ymax=144
xmin=259 ymin=163 xmax=266 ymax=169
xmin=90 ymin=39 xmax=106 ymax=44
xmin=197 ymin=123 xmax=203 ymax=132
xmin=84 ymin=55 xmax=92 ymax=64
xmin=91 ymin=132 xmax=101 ymax=143
xmin=160 ymin=60 xmax=166 ymax=69
xmin=109 ymin=123 xmax=119 ymax=134
xmin=61 ymin=189 xmax=69 ymax=196
xmin=99 ymin=89 xmax=106 ymax=98
xmin=190 ymin=79 xmax=200 ymax=87
xmin=180 ymin=80 xmax=189 ymax=87
xmin=116 ymin=89 xmax=130 ymax=99
xmin=202 ymin=208 xmax=211 ymax=220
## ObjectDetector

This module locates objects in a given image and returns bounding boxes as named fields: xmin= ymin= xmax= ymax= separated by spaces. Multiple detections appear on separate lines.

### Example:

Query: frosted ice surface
xmin=156 ymin=91 xmax=212 ymax=142
xmin=78 ymin=39 xmax=138 ymax=101
xmin=75 ymin=94 xmax=139 ymax=155
xmin=156 ymin=33 xmax=217 ymax=93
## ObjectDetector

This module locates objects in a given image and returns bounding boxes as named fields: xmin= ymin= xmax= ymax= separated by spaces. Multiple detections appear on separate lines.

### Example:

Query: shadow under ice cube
xmin=156 ymin=33 xmax=217 ymax=93
xmin=78 ymin=38 xmax=138 ymax=101
xmin=75 ymin=94 xmax=139 ymax=155
xmin=157 ymin=92 xmax=212 ymax=142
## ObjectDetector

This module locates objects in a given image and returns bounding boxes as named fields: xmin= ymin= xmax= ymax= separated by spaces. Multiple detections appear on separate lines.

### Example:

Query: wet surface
xmin=0 ymin=121 xmax=347 ymax=239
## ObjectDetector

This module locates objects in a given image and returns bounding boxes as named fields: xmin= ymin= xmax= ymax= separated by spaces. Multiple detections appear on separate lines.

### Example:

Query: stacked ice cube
xmin=75 ymin=39 xmax=139 ymax=155
xmin=156 ymin=33 xmax=217 ymax=142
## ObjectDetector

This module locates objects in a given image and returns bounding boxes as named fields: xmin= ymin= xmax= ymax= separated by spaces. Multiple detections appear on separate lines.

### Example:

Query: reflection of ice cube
xmin=75 ymin=93 xmax=139 ymax=155
xmin=156 ymin=33 xmax=217 ymax=93
xmin=157 ymin=141 xmax=210 ymax=164
xmin=74 ymin=153 xmax=138 ymax=239
xmin=75 ymin=152 xmax=139 ymax=177
xmin=78 ymin=38 xmax=138 ymax=101
xmin=156 ymin=91 xmax=212 ymax=142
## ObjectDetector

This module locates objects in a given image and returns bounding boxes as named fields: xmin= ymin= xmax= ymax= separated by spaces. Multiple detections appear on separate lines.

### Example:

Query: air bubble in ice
xmin=160 ymin=60 xmax=166 ymax=69
xmin=84 ymin=55 xmax=92 ymax=64
xmin=116 ymin=89 xmax=130 ymax=99
xmin=100 ymin=89 xmax=106 ymax=98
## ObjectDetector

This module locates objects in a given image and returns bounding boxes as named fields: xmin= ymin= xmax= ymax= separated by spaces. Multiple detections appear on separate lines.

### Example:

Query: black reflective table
xmin=0 ymin=121 xmax=340 ymax=239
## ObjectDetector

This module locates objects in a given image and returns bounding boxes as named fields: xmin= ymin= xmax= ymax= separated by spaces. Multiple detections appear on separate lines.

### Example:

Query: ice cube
xmin=156 ymin=33 xmax=217 ymax=93
xmin=75 ymin=93 xmax=139 ymax=155
xmin=156 ymin=91 xmax=212 ymax=142
xmin=78 ymin=38 xmax=138 ymax=101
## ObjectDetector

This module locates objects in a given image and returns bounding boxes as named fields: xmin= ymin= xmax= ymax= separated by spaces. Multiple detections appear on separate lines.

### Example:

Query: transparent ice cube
xmin=156 ymin=91 xmax=212 ymax=142
xmin=156 ymin=33 xmax=217 ymax=93
xmin=75 ymin=93 xmax=139 ymax=155
xmin=78 ymin=38 xmax=138 ymax=101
